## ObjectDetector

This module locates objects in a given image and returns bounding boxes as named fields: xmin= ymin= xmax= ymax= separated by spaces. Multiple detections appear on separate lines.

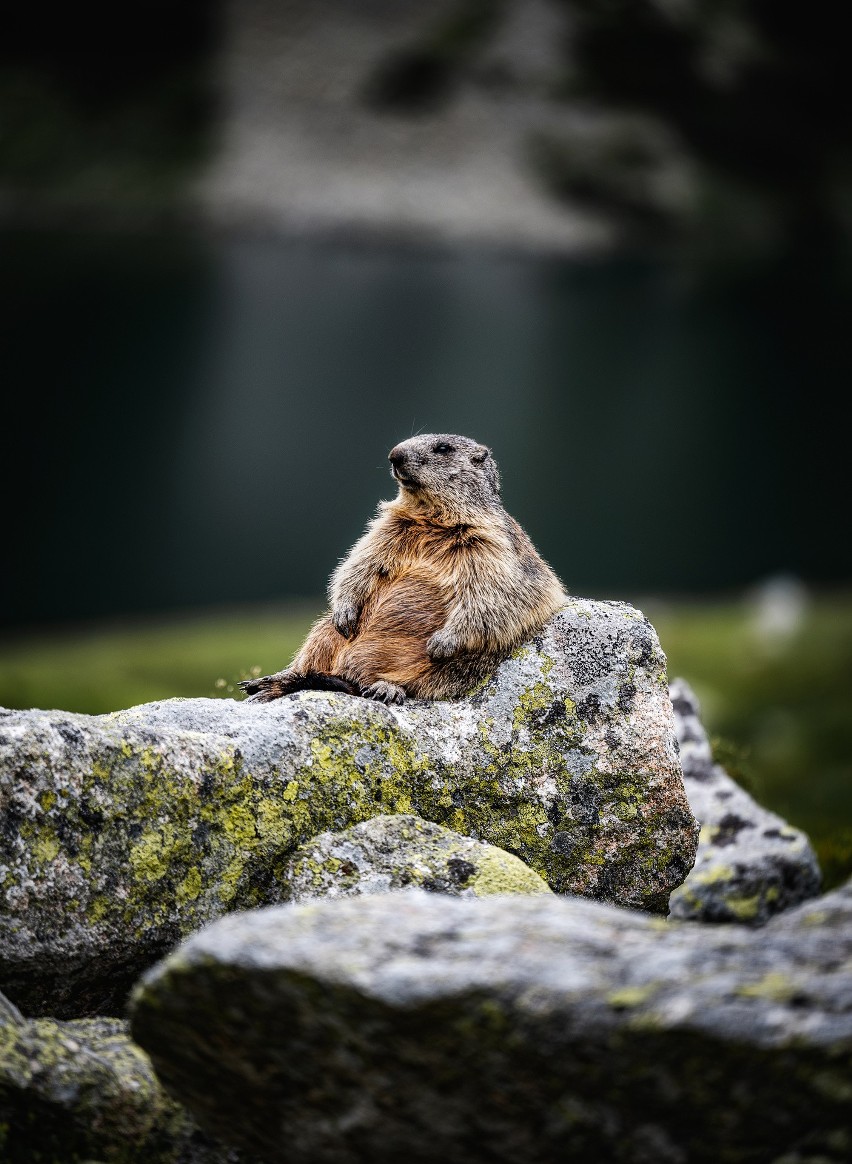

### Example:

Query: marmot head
xmin=388 ymin=434 xmax=500 ymax=518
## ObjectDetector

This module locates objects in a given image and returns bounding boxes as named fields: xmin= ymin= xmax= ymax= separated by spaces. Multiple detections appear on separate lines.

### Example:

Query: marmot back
xmin=241 ymin=434 xmax=566 ymax=705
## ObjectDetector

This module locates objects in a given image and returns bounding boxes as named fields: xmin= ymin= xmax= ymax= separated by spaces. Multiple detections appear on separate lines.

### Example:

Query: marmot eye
xmin=433 ymin=443 xmax=454 ymax=454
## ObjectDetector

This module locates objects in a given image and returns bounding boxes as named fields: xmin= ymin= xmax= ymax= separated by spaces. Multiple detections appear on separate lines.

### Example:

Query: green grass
xmin=647 ymin=593 xmax=852 ymax=889
xmin=0 ymin=603 xmax=318 ymax=717
xmin=2 ymin=594 xmax=850 ymax=887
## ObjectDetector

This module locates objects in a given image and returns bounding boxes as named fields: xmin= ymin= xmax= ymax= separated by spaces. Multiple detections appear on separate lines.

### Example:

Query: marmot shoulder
xmin=241 ymin=434 xmax=566 ymax=704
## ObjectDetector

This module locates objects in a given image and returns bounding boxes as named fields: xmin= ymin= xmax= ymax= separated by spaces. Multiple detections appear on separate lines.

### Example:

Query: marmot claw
xmin=239 ymin=675 xmax=282 ymax=703
xmin=362 ymin=680 xmax=406 ymax=705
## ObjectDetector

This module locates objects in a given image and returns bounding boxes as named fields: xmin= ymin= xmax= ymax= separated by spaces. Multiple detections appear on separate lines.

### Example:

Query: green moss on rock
xmin=669 ymin=679 xmax=821 ymax=925
xmin=1 ymin=600 xmax=697 ymax=1017
xmin=284 ymin=814 xmax=552 ymax=902
xmin=0 ymin=996 xmax=233 ymax=1163
xmin=129 ymin=885 xmax=852 ymax=1164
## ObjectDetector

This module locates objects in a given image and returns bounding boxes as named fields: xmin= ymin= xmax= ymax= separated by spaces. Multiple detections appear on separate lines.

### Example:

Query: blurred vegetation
xmin=564 ymin=0 xmax=852 ymax=255
xmin=364 ymin=0 xmax=504 ymax=113
xmin=648 ymin=593 xmax=852 ymax=889
xmin=0 ymin=67 xmax=215 ymax=205
xmin=0 ymin=2 xmax=218 ymax=207
xmin=368 ymin=0 xmax=852 ymax=262
xmin=1 ymin=593 xmax=849 ymax=888
xmin=0 ymin=605 xmax=315 ymax=716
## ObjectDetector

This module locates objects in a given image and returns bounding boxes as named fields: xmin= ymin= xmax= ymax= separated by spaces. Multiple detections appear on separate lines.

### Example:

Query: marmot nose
xmin=388 ymin=447 xmax=405 ymax=467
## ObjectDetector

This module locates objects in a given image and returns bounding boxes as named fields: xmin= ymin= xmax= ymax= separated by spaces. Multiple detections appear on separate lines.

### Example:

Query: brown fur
xmin=241 ymin=434 xmax=566 ymax=705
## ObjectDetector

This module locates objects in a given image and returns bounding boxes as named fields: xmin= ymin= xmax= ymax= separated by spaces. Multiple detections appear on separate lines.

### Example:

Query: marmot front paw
xmin=362 ymin=680 xmax=406 ymax=705
xmin=239 ymin=673 xmax=286 ymax=703
xmin=332 ymin=603 xmax=361 ymax=639
xmin=426 ymin=628 xmax=461 ymax=660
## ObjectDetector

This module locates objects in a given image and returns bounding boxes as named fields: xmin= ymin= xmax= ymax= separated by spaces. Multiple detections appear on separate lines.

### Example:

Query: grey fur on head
xmin=388 ymin=434 xmax=501 ymax=516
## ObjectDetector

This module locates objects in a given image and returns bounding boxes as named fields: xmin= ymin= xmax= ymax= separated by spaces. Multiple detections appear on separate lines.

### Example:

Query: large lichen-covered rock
xmin=284 ymin=814 xmax=552 ymax=902
xmin=0 ymin=599 xmax=697 ymax=1016
xmin=0 ymin=990 xmax=240 ymax=1163
xmin=669 ymin=678 xmax=821 ymax=924
xmin=131 ymin=885 xmax=852 ymax=1164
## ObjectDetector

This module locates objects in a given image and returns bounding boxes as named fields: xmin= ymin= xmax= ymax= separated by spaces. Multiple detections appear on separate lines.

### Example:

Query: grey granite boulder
xmin=284 ymin=814 xmax=552 ymax=902
xmin=0 ymin=599 xmax=697 ymax=1016
xmin=0 ymin=989 xmax=241 ymax=1163
xmin=130 ymin=885 xmax=852 ymax=1164
xmin=669 ymin=678 xmax=821 ymax=924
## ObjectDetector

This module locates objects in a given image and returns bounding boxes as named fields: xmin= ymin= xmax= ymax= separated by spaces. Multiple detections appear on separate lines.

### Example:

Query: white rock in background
xmin=669 ymin=677 xmax=820 ymax=924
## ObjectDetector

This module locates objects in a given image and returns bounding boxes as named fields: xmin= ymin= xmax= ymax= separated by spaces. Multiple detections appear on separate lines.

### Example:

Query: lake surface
xmin=2 ymin=229 xmax=847 ymax=629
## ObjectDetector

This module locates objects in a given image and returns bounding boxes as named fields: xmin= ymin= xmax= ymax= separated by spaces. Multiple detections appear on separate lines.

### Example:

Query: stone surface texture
xmin=669 ymin=678 xmax=821 ymax=924
xmin=0 ymin=598 xmax=697 ymax=1016
xmin=0 ymin=991 xmax=241 ymax=1163
xmin=284 ymin=813 xmax=552 ymax=902
xmin=131 ymin=885 xmax=852 ymax=1164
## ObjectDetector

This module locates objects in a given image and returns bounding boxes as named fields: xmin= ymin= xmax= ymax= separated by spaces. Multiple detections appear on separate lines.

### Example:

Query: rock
xmin=0 ymin=986 xmax=22 ymax=1026
xmin=0 ymin=599 xmax=697 ymax=1016
xmin=130 ymin=885 xmax=852 ymax=1164
xmin=0 ymin=992 xmax=241 ymax=1163
xmin=284 ymin=814 xmax=553 ymax=902
xmin=669 ymin=679 xmax=821 ymax=924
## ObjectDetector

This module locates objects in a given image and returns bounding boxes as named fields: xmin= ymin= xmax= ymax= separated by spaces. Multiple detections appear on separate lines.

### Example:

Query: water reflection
xmin=1 ymin=229 xmax=846 ymax=629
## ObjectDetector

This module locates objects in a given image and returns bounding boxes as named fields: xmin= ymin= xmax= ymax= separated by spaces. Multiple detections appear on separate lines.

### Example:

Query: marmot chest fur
xmin=241 ymin=433 xmax=566 ymax=705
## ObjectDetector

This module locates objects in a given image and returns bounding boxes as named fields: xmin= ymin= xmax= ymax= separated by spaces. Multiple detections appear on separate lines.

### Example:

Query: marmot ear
xmin=471 ymin=445 xmax=490 ymax=463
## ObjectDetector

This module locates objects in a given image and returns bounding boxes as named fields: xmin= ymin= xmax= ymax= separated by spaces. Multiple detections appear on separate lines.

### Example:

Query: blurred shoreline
xmin=3 ymin=0 xmax=848 ymax=264
xmin=1 ymin=0 xmax=612 ymax=256
xmin=193 ymin=0 xmax=614 ymax=256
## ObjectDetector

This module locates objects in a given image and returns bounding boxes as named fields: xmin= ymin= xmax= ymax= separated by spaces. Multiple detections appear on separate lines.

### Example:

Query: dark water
xmin=1 ymin=229 xmax=848 ymax=630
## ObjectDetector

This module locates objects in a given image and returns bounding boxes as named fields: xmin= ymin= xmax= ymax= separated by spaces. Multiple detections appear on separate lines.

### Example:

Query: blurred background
xmin=1 ymin=0 xmax=850 ymax=883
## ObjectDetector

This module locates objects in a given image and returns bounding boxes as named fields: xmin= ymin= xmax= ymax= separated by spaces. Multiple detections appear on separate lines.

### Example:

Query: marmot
xmin=241 ymin=434 xmax=566 ymax=705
